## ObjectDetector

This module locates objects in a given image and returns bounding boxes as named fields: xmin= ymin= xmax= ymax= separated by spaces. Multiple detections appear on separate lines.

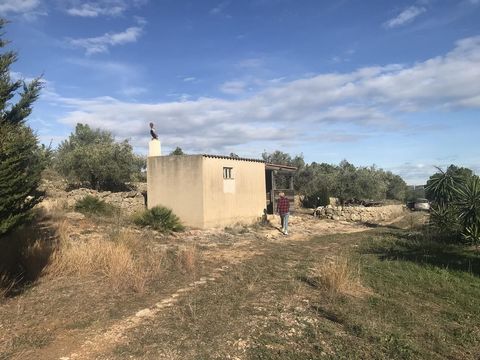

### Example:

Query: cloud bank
xmin=47 ymin=36 xmax=480 ymax=157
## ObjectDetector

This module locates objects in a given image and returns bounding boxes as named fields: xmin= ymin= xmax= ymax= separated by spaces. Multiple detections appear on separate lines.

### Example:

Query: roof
xmin=202 ymin=154 xmax=265 ymax=163
xmin=201 ymin=154 xmax=298 ymax=172
xmin=265 ymin=163 xmax=297 ymax=172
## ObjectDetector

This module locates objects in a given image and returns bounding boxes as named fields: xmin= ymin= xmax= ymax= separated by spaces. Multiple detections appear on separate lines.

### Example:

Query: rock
xmin=350 ymin=213 xmax=360 ymax=221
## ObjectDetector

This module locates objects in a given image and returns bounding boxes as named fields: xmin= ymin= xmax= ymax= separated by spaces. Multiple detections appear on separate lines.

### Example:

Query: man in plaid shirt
xmin=276 ymin=192 xmax=290 ymax=235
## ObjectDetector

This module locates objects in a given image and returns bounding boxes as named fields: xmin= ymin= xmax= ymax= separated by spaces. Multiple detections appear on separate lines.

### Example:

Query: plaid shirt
xmin=276 ymin=196 xmax=290 ymax=215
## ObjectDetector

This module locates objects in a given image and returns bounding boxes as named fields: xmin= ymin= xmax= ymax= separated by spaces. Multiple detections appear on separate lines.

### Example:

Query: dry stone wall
xmin=314 ymin=204 xmax=404 ymax=222
xmin=40 ymin=180 xmax=146 ymax=215
xmin=65 ymin=188 xmax=146 ymax=214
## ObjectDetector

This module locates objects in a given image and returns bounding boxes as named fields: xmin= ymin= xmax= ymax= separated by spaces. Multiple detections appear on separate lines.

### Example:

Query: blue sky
xmin=2 ymin=0 xmax=480 ymax=184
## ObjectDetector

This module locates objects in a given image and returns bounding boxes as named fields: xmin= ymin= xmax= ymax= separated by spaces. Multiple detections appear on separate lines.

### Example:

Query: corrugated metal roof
xmin=202 ymin=154 xmax=265 ymax=163
xmin=201 ymin=154 xmax=297 ymax=171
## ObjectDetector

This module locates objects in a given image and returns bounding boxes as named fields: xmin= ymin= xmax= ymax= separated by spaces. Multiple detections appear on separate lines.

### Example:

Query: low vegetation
xmin=47 ymin=230 xmax=164 ymax=293
xmin=74 ymin=195 xmax=117 ymax=217
xmin=109 ymin=216 xmax=479 ymax=359
xmin=133 ymin=206 xmax=185 ymax=232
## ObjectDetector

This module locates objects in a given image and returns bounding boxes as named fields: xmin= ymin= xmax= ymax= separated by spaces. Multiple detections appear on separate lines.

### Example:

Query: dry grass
xmin=176 ymin=244 xmax=197 ymax=274
xmin=37 ymin=199 xmax=69 ymax=221
xmin=307 ymin=255 xmax=364 ymax=296
xmin=21 ymin=239 xmax=54 ymax=281
xmin=0 ymin=273 xmax=17 ymax=299
xmin=46 ymin=229 xmax=165 ymax=293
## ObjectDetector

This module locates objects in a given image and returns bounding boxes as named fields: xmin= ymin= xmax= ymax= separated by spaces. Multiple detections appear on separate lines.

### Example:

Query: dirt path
xmin=48 ymin=214 xmax=405 ymax=360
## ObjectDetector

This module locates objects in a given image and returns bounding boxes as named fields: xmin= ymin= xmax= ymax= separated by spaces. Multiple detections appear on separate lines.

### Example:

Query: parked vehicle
xmin=406 ymin=198 xmax=430 ymax=211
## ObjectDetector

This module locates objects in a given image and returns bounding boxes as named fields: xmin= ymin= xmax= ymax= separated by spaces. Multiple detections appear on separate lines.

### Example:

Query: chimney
xmin=148 ymin=139 xmax=162 ymax=157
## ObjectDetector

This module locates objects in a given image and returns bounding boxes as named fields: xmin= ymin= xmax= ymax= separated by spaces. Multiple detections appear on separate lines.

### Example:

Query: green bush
xmin=133 ymin=206 xmax=184 ymax=232
xmin=74 ymin=195 xmax=116 ymax=216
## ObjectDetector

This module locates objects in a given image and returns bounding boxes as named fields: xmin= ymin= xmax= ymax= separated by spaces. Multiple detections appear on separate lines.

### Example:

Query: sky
xmin=2 ymin=0 xmax=480 ymax=184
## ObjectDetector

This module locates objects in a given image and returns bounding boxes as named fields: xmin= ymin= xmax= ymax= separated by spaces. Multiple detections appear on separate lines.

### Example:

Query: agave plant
xmin=428 ymin=203 xmax=461 ymax=235
xmin=425 ymin=166 xmax=464 ymax=206
xmin=455 ymin=175 xmax=480 ymax=244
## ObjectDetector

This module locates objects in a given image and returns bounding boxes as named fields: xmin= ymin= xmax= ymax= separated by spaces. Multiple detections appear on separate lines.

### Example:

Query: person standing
xmin=276 ymin=192 xmax=290 ymax=235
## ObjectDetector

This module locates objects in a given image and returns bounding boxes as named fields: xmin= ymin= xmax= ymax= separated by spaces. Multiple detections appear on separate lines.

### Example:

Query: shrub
xmin=133 ymin=206 xmax=184 ymax=232
xmin=74 ymin=195 xmax=116 ymax=216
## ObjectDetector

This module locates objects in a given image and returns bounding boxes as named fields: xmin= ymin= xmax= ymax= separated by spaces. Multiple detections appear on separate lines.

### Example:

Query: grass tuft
xmin=74 ymin=195 xmax=117 ymax=216
xmin=176 ymin=245 xmax=197 ymax=274
xmin=305 ymin=255 xmax=363 ymax=296
xmin=133 ymin=206 xmax=184 ymax=232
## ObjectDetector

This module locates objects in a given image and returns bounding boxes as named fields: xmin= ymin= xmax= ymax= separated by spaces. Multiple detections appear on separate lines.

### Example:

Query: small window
xmin=223 ymin=167 xmax=233 ymax=179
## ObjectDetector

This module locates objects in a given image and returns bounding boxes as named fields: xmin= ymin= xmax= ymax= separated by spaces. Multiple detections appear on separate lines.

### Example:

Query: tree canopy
xmin=0 ymin=19 xmax=44 ymax=236
xmin=262 ymin=151 xmax=408 ymax=204
xmin=55 ymin=123 xmax=144 ymax=191
xmin=169 ymin=146 xmax=185 ymax=155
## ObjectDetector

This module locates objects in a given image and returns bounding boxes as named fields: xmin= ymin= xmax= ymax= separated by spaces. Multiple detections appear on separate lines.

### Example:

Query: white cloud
xmin=64 ymin=0 xmax=147 ymax=17
xmin=183 ymin=77 xmax=196 ymax=82
xmin=47 ymin=36 xmax=480 ymax=154
xmin=67 ymin=4 xmax=124 ymax=17
xmin=0 ymin=0 xmax=40 ymax=14
xmin=384 ymin=6 xmax=426 ymax=28
xmin=68 ymin=21 xmax=145 ymax=55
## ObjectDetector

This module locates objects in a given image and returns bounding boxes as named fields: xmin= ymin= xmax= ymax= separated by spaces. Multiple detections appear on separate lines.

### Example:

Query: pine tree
xmin=0 ymin=19 xmax=43 ymax=236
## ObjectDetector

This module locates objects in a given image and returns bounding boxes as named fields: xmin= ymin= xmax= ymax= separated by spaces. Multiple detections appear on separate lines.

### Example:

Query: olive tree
xmin=55 ymin=123 xmax=144 ymax=191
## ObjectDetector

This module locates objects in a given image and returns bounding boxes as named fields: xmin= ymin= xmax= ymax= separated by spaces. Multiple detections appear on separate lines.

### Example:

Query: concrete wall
xmin=147 ymin=155 xmax=204 ymax=228
xmin=202 ymin=157 xmax=266 ymax=228
xmin=147 ymin=155 xmax=267 ymax=228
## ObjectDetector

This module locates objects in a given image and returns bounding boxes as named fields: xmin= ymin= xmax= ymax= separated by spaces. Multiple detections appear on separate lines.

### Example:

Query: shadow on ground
xmin=363 ymin=231 xmax=480 ymax=276
xmin=0 ymin=211 xmax=57 ymax=296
